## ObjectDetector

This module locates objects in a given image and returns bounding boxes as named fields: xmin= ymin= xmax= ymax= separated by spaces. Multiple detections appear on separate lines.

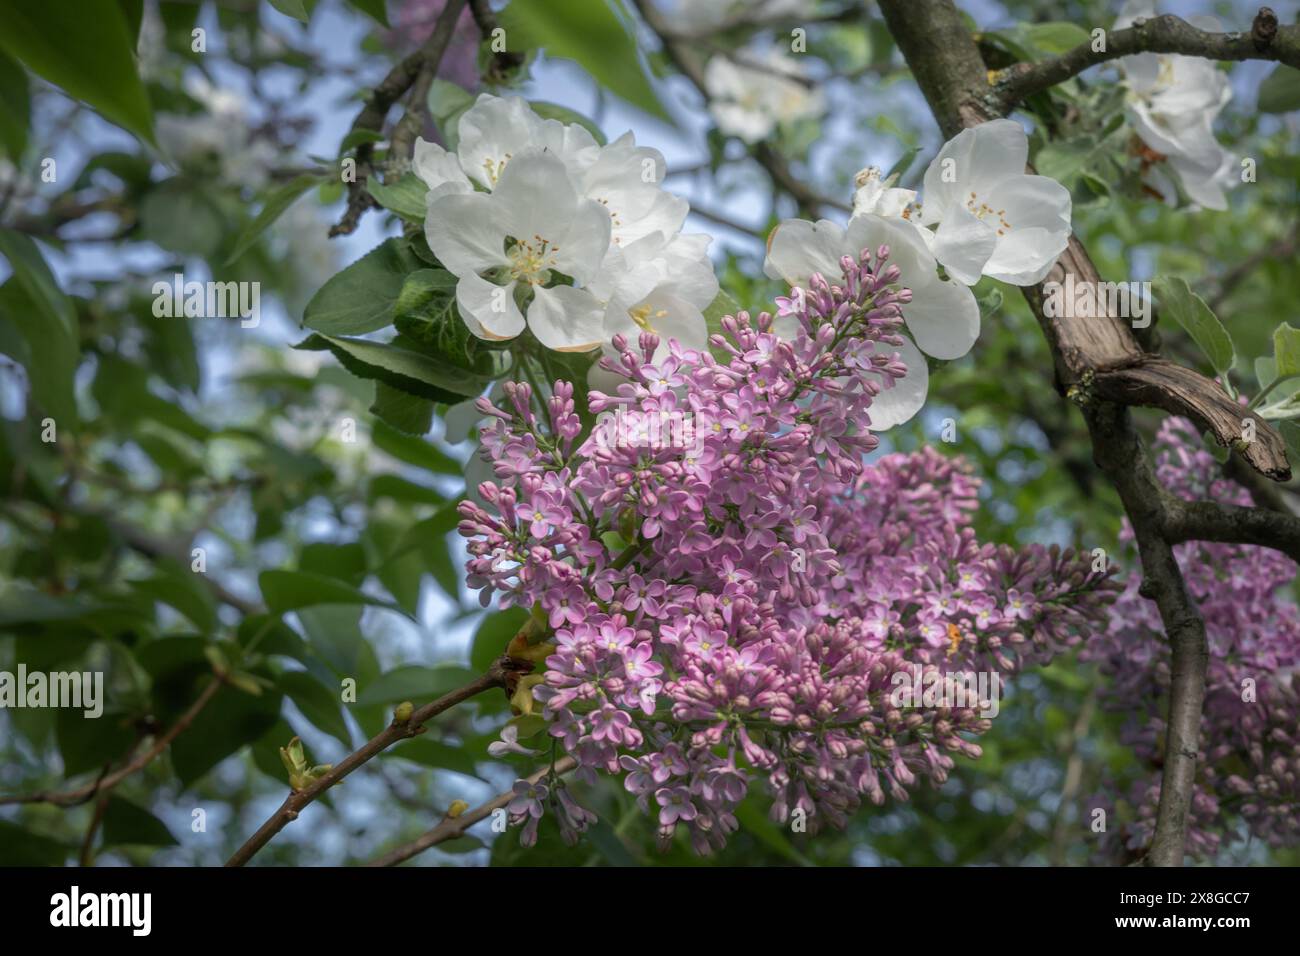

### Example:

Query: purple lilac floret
xmin=457 ymin=247 xmax=1119 ymax=853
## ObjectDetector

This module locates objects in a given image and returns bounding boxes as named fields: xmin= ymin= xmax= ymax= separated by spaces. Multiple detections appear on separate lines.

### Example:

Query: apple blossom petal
xmin=901 ymin=269 xmax=981 ymax=360
xmin=456 ymin=94 xmax=544 ymax=188
xmin=426 ymin=192 xmax=508 ymax=276
xmin=980 ymin=175 xmax=1072 ymax=284
xmin=868 ymin=335 xmax=929 ymax=430
xmin=928 ymin=203 xmax=997 ymax=286
xmin=763 ymin=218 xmax=847 ymax=287
xmin=457 ymin=273 xmax=524 ymax=341
xmin=528 ymin=285 xmax=606 ymax=352
xmin=490 ymin=149 xmax=581 ymax=244
xmin=551 ymin=197 xmax=614 ymax=286
xmin=923 ymin=119 xmax=1028 ymax=223
xmin=412 ymin=137 xmax=471 ymax=192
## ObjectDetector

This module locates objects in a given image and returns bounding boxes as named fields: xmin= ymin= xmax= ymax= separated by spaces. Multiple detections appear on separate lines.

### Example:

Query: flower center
xmin=629 ymin=302 xmax=667 ymax=333
xmin=595 ymin=197 xmax=624 ymax=242
xmin=508 ymin=235 xmax=559 ymax=286
xmin=965 ymin=191 xmax=1012 ymax=237
xmin=482 ymin=154 xmax=510 ymax=185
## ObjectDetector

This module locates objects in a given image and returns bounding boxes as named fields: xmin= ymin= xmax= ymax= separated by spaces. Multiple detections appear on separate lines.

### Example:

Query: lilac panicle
xmin=459 ymin=247 xmax=1119 ymax=852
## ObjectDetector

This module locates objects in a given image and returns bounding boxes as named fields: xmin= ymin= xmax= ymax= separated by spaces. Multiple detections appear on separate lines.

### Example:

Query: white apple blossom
xmin=587 ymin=231 xmax=719 ymax=388
xmin=571 ymin=133 xmax=688 ymax=247
xmin=919 ymin=119 xmax=1072 ymax=286
xmin=425 ymin=149 xmax=612 ymax=350
xmin=1114 ymin=0 xmax=1234 ymax=210
xmin=704 ymin=46 xmax=825 ymax=144
xmin=414 ymin=95 xmax=686 ymax=246
xmin=851 ymin=166 xmax=920 ymax=222
xmin=419 ymin=93 xmax=716 ymax=354
xmin=764 ymin=214 xmax=981 ymax=427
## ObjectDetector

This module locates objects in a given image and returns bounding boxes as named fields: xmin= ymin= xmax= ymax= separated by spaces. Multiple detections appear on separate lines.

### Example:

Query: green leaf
xmin=702 ymin=289 xmax=740 ymax=333
xmin=371 ymin=418 xmax=461 ymax=472
xmin=303 ymin=238 xmax=424 ymax=335
xmin=140 ymin=179 xmax=226 ymax=257
xmin=226 ymin=173 xmax=323 ymax=265
xmin=339 ymin=128 xmax=384 ymax=154
xmin=1279 ymin=421 xmax=1300 ymax=461
xmin=0 ymin=820 xmax=69 ymax=865
xmin=347 ymin=0 xmax=389 ymax=27
xmin=57 ymin=708 xmax=137 ymax=777
xmin=259 ymin=569 xmax=409 ymax=617
xmin=471 ymin=606 xmax=530 ymax=673
xmin=427 ymin=79 xmax=475 ymax=150
xmin=702 ymin=288 xmax=741 ymax=359
xmin=371 ymin=381 xmax=435 ymax=435
xmin=130 ymin=558 xmax=219 ymax=633
xmin=296 ymin=604 xmax=364 ymax=677
xmin=268 ymin=0 xmax=309 ymax=22
xmin=1256 ymin=356 xmax=1277 ymax=388
xmin=500 ymin=0 xmax=670 ymax=123
xmin=355 ymin=663 xmax=477 ymax=707
xmin=1152 ymin=276 xmax=1235 ymax=375
xmin=299 ymin=542 xmax=368 ymax=585
xmin=102 ymin=797 xmax=178 ymax=848
xmin=0 ymin=230 xmax=79 ymax=424
xmin=1273 ymin=323 xmax=1300 ymax=379
xmin=437 ymin=835 xmax=486 ymax=854
xmin=0 ymin=0 xmax=155 ymax=146
xmin=396 ymin=268 xmax=458 ymax=317
xmin=0 ymin=49 xmax=29 ymax=160
xmin=295 ymin=333 xmax=489 ymax=403
xmin=238 ymin=614 xmax=309 ymax=662
xmin=884 ymin=146 xmax=921 ymax=182
xmin=278 ymin=669 xmax=351 ymax=744
xmin=1258 ymin=65 xmax=1300 ymax=114
xmin=366 ymin=173 xmax=428 ymax=222
xmin=1022 ymin=22 xmax=1090 ymax=54
xmin=367 ymin=474 xmax=445 ymax=505
xmin=169 ymin=680 xmax=284 ymax=786
xmin=733 ymin=797 xmax=813 ymax=866
xmin=506 ymin=713 xmax=548 ymax=739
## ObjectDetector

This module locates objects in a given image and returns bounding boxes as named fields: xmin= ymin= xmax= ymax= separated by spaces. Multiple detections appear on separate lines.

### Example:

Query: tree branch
xmin=224 ymin=655 xmax=529 ymax=866
xmin=329 ymin=50 xmax=426 ymax=237
xmin=366 ymin=756 xmax=577 ymax=867
xmin=1162 ymin=496 xmax=1300 ymax=560
xmin=876 ymin=0 xmax=1297 ymax=866
xmin=993 ymin=7 xmax=1298 ymax=109
xmin=389 ymin=0 xmax=469 ymax=165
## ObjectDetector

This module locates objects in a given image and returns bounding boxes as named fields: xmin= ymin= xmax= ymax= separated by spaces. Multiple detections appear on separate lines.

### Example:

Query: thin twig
xmin=389 ymin=0 xmax=469 ymax=164
xmin=224 ymin=657 xmax=527 ymax=866
xmin=367 ymin=756 xmax=577 ymax=867
xmin=993 ymin=8 xmax=1298 ymax=109
xmin=79 ymin=795 xmax=111 ymax=867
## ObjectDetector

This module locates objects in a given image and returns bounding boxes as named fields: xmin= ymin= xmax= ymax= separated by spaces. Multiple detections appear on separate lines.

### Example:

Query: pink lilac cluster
xmin=1085 ymin=417 xmax=1300 ymax=860
xmin=458 ymin=248 xmax=1117 ymax=852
